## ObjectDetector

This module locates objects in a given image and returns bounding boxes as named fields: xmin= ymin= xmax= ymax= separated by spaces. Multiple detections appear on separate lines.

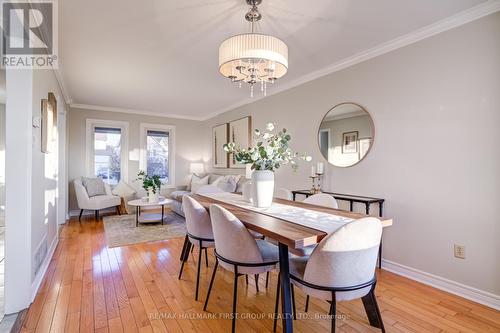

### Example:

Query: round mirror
xmin=318 ymin=103 xmax=374 ymax=167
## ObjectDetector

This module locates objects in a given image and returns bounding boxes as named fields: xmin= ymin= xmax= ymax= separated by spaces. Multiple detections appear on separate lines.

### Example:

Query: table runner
xmin=200 ymin=192 xmax=354 ymax=234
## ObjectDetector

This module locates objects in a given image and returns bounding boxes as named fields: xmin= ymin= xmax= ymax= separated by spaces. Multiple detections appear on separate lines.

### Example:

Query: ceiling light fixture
xmin=218 ymin=0 xmax=288 ymax=97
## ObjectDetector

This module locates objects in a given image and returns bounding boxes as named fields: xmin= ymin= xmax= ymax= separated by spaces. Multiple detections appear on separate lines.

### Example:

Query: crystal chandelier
xmin=218 ymin=0 xmax=288 ymax=97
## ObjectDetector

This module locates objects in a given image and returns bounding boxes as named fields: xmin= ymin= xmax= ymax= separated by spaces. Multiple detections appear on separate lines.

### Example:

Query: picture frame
xmin=212 ymin=123 xmax=229 ymax=168
xmin=41 ymin=92 xmax=58 ymax=153
xmin=229 ymin=116 xmax=252 ymax=168
xmin=342 ymin=131 xmax=358 ymax=154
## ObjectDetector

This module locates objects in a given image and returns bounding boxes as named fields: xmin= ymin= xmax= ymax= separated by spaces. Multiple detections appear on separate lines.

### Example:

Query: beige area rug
xmin=103 ymin=212 xmax=186 ymax=248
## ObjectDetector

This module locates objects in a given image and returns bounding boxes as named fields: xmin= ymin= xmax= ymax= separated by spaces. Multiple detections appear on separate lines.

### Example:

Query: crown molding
xmin=69 ymin=103 xmax=204 ymax=121
xmin=203 ymin=0 xmax=500 ymax=121
xmin=63 ymin=0 xmax=500 ymax=122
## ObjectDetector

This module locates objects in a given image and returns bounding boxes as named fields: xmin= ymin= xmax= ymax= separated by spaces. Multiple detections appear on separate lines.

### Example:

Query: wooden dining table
xmin=190 ymin=193 xmax=393 ymax=333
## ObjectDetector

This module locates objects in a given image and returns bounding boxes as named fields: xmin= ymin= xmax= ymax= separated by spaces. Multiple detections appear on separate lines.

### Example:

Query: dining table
xmin=190 ymin=193 xmax=393 ymax=333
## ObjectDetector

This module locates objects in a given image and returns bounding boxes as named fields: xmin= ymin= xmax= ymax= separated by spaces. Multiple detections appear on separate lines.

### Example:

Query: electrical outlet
xmin=454 ymin=244 xmax=465 ymax=259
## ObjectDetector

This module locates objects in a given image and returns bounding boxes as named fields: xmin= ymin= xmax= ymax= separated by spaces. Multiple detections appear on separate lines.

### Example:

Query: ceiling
xmin=59 ymin=0 xmax=490 ymax=120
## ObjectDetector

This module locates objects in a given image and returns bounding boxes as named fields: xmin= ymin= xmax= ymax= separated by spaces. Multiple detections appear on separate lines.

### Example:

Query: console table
xmin=292 ymin=190 xmax=384 ymax=216
xmin=292 ymin=190 xmax=385 ymax=269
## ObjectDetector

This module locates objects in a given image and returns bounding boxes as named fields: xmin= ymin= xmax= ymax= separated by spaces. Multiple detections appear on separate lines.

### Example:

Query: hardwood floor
xmin=19 ymin=212 xmax=500 ymax=333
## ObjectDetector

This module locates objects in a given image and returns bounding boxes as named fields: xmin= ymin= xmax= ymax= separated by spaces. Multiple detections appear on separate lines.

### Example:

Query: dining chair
xmin=303 ymin=193 xmax=338 ymax=209
xmin=287 ymin=217 xmax=385 ymax=332
xmin=178 ymin=195 xmax=215 ymax=301
xmin=204 ymin=204 xmax=280 ymax=333
xmin=275 ymin=187 xmax=293 ymax=200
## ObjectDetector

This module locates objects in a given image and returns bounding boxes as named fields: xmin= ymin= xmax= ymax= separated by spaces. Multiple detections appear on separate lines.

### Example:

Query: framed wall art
xmin=212 ymin=123 xmax=229 ymax=168
xmin=228 ymin=116 xmax=252 ymax=168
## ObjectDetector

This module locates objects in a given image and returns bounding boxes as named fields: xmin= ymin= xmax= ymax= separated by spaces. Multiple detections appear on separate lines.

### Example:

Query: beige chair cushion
xmin=82 ymin=177 xmax=106 ymax=197
xmin=303 ymin=193 xmax=338 ymax=209
xmin=291 ymin=217 xmax=382 ymax=302
xmin=209 ymin=204 xmax=279 ymax=275
xmin=183 ymin=196 xmax=215 ymax=249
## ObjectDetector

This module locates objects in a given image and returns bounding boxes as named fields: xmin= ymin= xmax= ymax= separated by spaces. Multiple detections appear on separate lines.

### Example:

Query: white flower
xmin=305 ymin=156 xmax=312 ymax=161
xmin=266 ymin=123 xmax=275 ymax=131
xmin=263 ymin=133 xmax=270 ymax=139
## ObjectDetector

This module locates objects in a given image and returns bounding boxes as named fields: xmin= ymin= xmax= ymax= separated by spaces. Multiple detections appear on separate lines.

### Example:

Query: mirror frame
xmin=317 ymin=102 xmax=375 ymax=168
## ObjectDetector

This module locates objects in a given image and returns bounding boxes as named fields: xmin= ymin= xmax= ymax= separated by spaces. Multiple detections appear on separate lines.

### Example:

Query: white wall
xmin=204 ymin=12 xmax=500 ymax=297
xmin=67 ymin=108 xmax=206 ymax=211
xmin=4 ymin=68 xmax=67 ymax=313
xmin=0 ymin=104 xmax=5 ymax=223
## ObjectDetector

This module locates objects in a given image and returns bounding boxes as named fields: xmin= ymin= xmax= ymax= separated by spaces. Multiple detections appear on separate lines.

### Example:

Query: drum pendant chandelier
xmin=218 ymin=0 xmax=288 ymax=97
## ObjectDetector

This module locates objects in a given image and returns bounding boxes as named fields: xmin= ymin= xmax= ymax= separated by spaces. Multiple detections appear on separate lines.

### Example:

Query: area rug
xmin=103 ymin=212 xmax=186 ymax=248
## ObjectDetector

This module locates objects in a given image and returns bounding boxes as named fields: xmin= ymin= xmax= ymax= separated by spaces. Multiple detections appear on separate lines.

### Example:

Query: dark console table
xmin=292 ymin=190 xmax=385 ymax=268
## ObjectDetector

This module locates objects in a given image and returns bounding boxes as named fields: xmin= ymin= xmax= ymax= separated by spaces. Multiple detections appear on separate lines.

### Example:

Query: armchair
xmin=74 ymin=179 xmax=121 ymax=221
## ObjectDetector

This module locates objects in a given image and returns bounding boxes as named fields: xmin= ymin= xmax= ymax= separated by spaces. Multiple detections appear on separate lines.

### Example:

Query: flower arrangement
xmin=223 ymin=123 xmax=311 ymax=171
xmin=136 ymin=171 xmax=162 ymax=194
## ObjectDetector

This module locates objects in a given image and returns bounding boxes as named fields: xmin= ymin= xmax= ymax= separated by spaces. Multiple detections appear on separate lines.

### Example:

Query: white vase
xmin=251 ymin=170 xmax=274 ymax=208
xmin=148 ymin=188 xmax=159 ymax=203
xmin=242 ymin=181 xmax=253 ymax=203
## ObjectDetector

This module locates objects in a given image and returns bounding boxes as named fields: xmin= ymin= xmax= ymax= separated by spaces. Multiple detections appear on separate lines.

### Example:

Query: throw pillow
xmin=190 ymin=175 xmax=209 ymax=193
xmin=187 ymin=174 xmax=207 ymax=191
xmin=213 ymin=175 xmax=241 ymax=192
xmin=82 ymin=177 xmax=106 ymax=197
xmin=112 ymin=180 xmax=136 ymax=197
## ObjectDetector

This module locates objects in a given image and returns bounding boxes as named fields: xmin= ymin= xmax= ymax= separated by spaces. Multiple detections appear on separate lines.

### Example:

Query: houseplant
xmin=136 ymin=171 xmax=162 ymax=203
xmin=224 ymin=123 xmax=311 ymax=207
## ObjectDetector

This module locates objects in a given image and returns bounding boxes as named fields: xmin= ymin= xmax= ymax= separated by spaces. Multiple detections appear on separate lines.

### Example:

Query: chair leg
xmin=370 ymin=290 xmax=385 ymax=333
xmin=245 ymin=275 xmax=249 ymax=285
xmin=305 ymin=295 xmax=310 ymax=312
xmin=255 ymin=274 xmax=259 ymax=293
xmin=266 ymin=271 xmax=270 ymax=288
xmin=203 ymin=259 xmax=218 ymax=311
xmin=179 ymin=235 xmax=189 ymax=261
xmin=95 ymin=210 xmax=99 ymax=221
xmin=116 ymin=205 xmax=121 ymax=215
xmin=79 ymin=209 xmax=84 ymax=221
xmin=361 ymin=284 xmax=385 ymax=331
xmin=195 ymin=242 xmax=203 ymax=301
xmin=291 ymin=284 xmax=297 ymax=320
xmin=232 ymin=266 xmax=239 ymax=333
xmin=273 ymin=272 xmax=281 ymax=332
xmin=330 ymin=292 xmax=337 ymax=333
xmin=204 ymin=248 xmax=209 ymax=267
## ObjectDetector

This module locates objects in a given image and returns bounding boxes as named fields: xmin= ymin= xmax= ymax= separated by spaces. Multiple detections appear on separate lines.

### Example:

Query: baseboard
xmin=30 ymin=236 xmax=59 ymax=302
xmin=382 ymin=259 xmax=500 ymax=310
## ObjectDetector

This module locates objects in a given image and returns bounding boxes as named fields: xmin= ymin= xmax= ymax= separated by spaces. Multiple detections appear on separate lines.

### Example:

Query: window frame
xmin=139 ymin=123 xmax=175 ymax=187
xmin=85 ymin=119 xmax=129 ymax=183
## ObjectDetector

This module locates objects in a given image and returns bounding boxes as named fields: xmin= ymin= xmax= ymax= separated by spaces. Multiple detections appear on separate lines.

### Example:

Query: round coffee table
xmin=128 ymin=198 xmax=173 ymax=227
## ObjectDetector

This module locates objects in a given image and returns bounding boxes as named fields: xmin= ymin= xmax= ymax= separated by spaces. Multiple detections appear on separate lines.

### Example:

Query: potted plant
xmin=224 ymin=123 xmax=311 ymax=208
xmin=136 ymin=171 xmax=162 ymax=203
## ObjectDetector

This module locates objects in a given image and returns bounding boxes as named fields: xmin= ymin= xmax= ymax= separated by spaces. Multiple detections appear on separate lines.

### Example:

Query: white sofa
xmin=74 ymin=179 xmax=121 ymax=220
xmin=168 ymin=173 xmax=248 ymax=217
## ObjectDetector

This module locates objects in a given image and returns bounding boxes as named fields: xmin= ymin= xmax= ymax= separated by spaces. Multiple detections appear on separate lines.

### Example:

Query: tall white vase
xmin=251 ymin=170 xmax=274 ymax=208
xmin=148 ymin=188 xmax=159 ymax=203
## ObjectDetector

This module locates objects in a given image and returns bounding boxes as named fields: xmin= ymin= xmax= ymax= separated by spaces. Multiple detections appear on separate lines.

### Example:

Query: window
xmin=94 ymin=127 xmax=121 ymax=185
xmin=140 ymin=123 xmax=175 ymax=186
xmin=146 ymin=130 xmax=169 ymax=182
xmin=86 ymin=119 xmax=129 ymax=184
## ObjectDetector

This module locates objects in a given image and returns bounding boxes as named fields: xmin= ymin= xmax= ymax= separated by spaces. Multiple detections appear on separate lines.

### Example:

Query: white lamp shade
xmin=219 ymin=33 xmax=288 ymax=81
xmin=189 ymin=163 xmax=205 ymax=174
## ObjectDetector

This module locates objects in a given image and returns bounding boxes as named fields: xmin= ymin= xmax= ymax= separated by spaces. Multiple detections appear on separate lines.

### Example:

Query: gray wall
xmin=67 ymin=108 xmax=206 ymax=210
xmin=203 ymin=13 xmax=500 ymax=295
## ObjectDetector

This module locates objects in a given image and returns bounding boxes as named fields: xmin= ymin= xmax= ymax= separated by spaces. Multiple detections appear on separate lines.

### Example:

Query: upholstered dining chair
xmin=286 ymin=217 xmax=385 ymax=332
xmin=178 ymin=195 xmax=215 ymax=301
xmin=303 ymin=193 xmax=339 ymax=209
xmin=204 ymin=204 xmax=280 ymax=333
xmin=275 ymin=187 xmax=293 ymax=200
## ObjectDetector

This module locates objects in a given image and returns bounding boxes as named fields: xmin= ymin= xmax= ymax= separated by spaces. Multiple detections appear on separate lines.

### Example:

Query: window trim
xmin=85 ymin=119 xmax=129 ymax=183
xmin=139 ymin=123 xmax=176 ymax=187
